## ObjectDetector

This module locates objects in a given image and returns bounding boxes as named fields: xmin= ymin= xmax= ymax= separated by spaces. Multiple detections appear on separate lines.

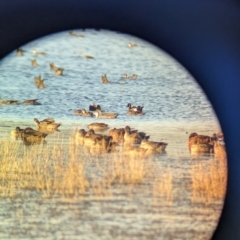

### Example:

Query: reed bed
xmin=191 ymin=156 xmax=227 ymax=204
xmin=152 ymin=166 xmax=173 ymax=205
xmin=0 ymin=139 xmax=89 ymax=198
xmin=0 ymin=139 xmax=227 ymax=206
xmin=0 ymin=139 xmax=157 ymax=200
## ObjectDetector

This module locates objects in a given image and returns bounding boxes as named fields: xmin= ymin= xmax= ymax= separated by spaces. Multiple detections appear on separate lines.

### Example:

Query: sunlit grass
xmin=191 ymin=156 xmax=227 ymax=204
xmin=0 ymin=139 xmax=153 ymax=199
xmin=0 ymin=138 xmax=227 ymax=205
xmin=152 ymin=166 xmax=173 ymax=205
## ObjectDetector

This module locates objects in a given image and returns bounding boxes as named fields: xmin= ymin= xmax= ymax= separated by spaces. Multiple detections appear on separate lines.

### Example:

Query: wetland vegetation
xmin=0 ymin=29 xmax=227 ymax=239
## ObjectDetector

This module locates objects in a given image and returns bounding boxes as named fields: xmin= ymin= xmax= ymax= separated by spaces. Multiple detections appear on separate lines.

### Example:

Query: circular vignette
xmin=1 ymin=0 xmax=240 ymax=240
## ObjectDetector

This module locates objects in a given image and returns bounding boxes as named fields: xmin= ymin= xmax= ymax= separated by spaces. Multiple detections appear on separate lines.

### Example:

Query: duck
xmin=123 ymin=74 xmax=138 ymax=80
xmin=11 ymin=126 xmax=25 ymax=139
xmin=83 ymin=129 xmax=102 ymax=147
xmin=102 ymin=74 xmax=110 ymax=84
xmin=126 ymin=103 xmax=138 ymax=112
xmin=49 ymin=62 xmax=58 ymax=71
xmin=34 ymin=118 xmax=61 ymax=131
xmin=22 ymin=99 xmax=41 ymax=105
xmin=126 ymin=104 xmax=144 ymax=114
xmin=54 ymin=68 xmax=64 ymax=76
xmin=127 ymin=111 xmax=145 ymax=116
xmin=213 ymin=132 xmax=226 ymax=158
xmin=20 ymin=128 xmax=47 ymax=145
xmin=94 ymin=135 xmax=114 ymax=152
xmin=93 ymin=109 xmax=118 ymax=119
xmin=16 ymin=48 xmax=25 ymax=56
xmin=123 ymin=126 xmax=144 ymax=144
xmin=31 ymin=59 xmax=39 ymax=67
xmin=89 ymin=103 xmax=101 ymax=111
xmin=188 ymin=132 xmax=214 ymax=153
xmin=109 ymin=127 xmax=125 ymax=143
xmin=109 ymin=126 xmax=149 ymax=143
xmin=74 ymin=109 xmax=93 ymax=117
xmin=81 ymin=55 xmax=94 ymax=59
xmin=140 ymin=139 xmax=168 ymax=152
xmin=84 ymin=130 xmax=115 ymax=153
xmin=34 ymin=75 xmax=45 ymax=89
xmin=75 ymin=129 xmax=87 ymax=145
xmin=69 ymin=31 xmax=84 ymax=38
xmin=128 ymin=42 xmax=138 ymax=48
xmin=12 ymin=127 xmax=48 ymax=144
xmin=32 ymin=49 xmax=46 ymax=55
xmin=0 ymin=99 xmax=19 ymax=105
xmin=87 ymin=122 xmax=109 ymax=131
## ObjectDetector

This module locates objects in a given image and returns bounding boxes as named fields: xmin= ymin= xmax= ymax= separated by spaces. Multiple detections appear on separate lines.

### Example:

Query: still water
xmin=0 ymin=29 xmax=225 ymax=239
xmin=0 ymin=29 xmax=216 ymax=125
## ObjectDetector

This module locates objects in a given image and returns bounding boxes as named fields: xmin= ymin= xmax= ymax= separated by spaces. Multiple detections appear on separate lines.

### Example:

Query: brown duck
xmin=34 ymin=118 xmax=61 ymax=131
xmin=88 ymin=122 xmax=109 ymax=131
xmin=22 ymin=99 xmax=41 ymax=105
xmin=188 ymin=133 xmax=214 ymax=154
xmin=102 ymin=74 xmax=110 ymax=84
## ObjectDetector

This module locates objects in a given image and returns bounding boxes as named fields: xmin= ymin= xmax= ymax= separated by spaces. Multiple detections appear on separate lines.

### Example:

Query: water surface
xmin=0 ymin=29 xmax=225 ymax=240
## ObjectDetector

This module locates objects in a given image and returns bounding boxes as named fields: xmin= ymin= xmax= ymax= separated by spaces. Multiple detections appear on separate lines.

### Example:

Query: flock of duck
xmin=74 ymin=103 xmax=145 ymax=118
xmin=3 ymin=30 xmax=227 ymax=158
xmin=0 ymin=98 xmax=41 ymax=105
xmin=188 ymin=132 xmax=226 ymax=157
xmin=102 ymin=73 xmax=138 ymax=84
xmin=74 ymin=124 xmax=226 ymax=157
xmin=10 ymin=117 xmax=61 ymax=146
xmin=9 ymin=113 xmax=226 ymax=159
xmin=75 ymin=123 xmax=169 ymax=156
xmin=10 ymin=116 xmax=169 ymax=157
xmin=1 ymin=47 xmax=65 ymax=105
xmin=1 ymin=31 xmax=138 ymax=109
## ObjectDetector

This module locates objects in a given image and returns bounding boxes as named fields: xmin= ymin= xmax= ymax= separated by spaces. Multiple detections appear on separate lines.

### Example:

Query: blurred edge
xmin=1 ymin=0 xmax=240 ymax=239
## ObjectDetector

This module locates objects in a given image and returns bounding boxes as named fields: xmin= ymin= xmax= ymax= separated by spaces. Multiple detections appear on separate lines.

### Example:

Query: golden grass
xmin=191 ymin=156 xmax=227 ymax=204
xmin=0 ymin=138 xmax=227 ymax=206
xmin=152 ymin=166 xmax=173 ymax=205
xmin=0 ymin=140 xmax=87 ymax=198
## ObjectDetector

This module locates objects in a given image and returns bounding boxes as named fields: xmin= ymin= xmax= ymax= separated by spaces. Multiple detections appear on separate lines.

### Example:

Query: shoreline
xmin=0 ymin=118 xmax=221 ymax=133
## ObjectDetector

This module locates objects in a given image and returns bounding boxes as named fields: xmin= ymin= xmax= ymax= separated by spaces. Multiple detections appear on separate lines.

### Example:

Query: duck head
xmin=96 ymin=105 xmax=101 ymax=110
xmin=15 ymin=126 xmax=21 ymax=132
xmin=34 ymin=118 xmax=40 ymax=124
xmin=125 ymin=126 xmax=131 ymax=133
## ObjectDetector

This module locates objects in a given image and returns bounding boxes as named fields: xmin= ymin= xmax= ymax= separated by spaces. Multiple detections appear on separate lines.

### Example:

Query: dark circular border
xmin=1 ymin=0 xmax=240 ymax=239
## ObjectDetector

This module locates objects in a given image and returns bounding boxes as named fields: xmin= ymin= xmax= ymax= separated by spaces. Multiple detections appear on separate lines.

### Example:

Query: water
xmin=0 ymin=29 xmax=225 ymax=239
xmin=0 ymin=29 xmax=216 ymax=125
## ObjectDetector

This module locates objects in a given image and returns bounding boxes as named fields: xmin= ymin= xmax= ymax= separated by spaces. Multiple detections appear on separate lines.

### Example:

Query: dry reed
xmin=152 ymin=165 xmax=173 ymax=205
xmin=0 ymin=139 xmax=152 ymax=199
xmin=191 ymin=156 xmax=227 ymax=204
xmin=0 ymin=138 xmax=227 ymax=206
